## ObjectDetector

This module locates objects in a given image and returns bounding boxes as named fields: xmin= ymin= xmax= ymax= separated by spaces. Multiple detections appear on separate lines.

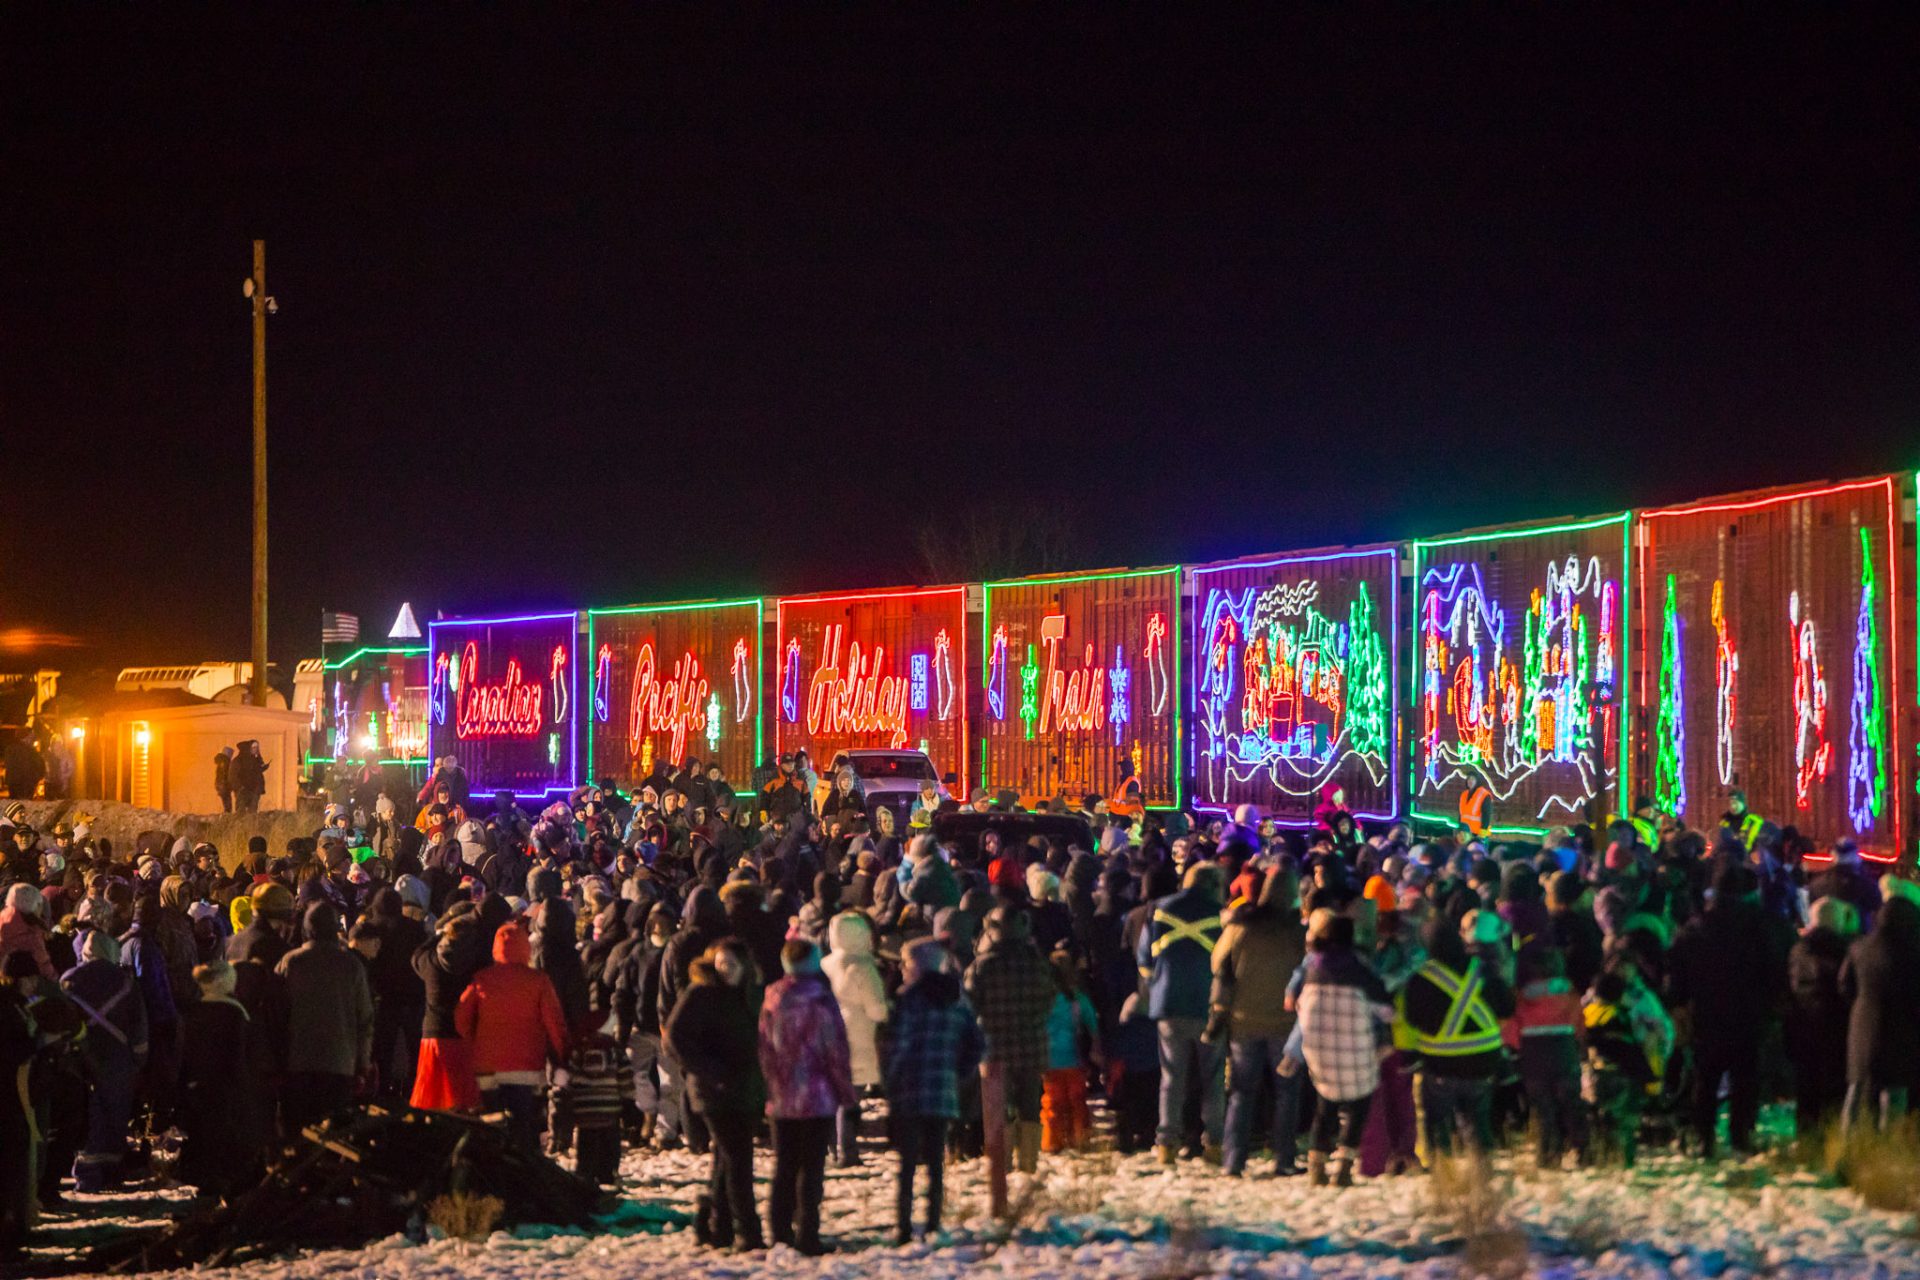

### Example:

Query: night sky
xmin=5 ymin=9 xmax=1918 ymax=672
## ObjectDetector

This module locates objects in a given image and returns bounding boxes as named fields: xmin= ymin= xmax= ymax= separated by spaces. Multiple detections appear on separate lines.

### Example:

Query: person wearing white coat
xmin=822 ymin=910 xmax=891 ymax=1166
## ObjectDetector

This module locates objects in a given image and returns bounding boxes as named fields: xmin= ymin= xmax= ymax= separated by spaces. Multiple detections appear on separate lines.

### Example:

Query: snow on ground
xmin=28 ymin=1130 xmax=1920 ymax=1280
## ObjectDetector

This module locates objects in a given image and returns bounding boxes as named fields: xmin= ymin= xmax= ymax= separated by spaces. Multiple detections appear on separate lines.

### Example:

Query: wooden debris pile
xmin=87 ymin=1104 xmax=608 ymax=1272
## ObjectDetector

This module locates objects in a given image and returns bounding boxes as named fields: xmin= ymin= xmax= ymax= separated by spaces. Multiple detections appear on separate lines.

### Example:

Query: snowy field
xmin=25 ymin=1126 xmax=1920 ymax=1280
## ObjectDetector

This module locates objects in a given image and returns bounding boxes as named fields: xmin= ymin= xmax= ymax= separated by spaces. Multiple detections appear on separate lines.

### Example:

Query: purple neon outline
xmin=428 ymin=611 xmax=581 ymax=801
xmin=1186 ymin=545 xmax=1401 ymax=823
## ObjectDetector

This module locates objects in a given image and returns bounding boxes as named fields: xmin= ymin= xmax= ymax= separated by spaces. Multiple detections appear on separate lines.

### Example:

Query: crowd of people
xmin=1 ymin=757 xmax=1918 ymax=1258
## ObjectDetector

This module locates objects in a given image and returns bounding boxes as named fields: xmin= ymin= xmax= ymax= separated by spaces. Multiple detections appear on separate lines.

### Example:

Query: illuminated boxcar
xmin=1637 ymin=476 xmax=1902 ymax=860
xmin=979 ymin=567 xmax=1181 ymax=809
xmin=586 ymin=599 xmax=764 ymax=791
xmin=1189 ymin=547 xmax=1399 ymax=825
xmin=774 ymin=586 xmax=970 ymax=790
xmin=427 ymin=612 xmax=580 ymax=802
xmin=308 ymin=645 xmax=430 ymax=770
xmin=1411 ymin=516 xmax=1630 ymax=838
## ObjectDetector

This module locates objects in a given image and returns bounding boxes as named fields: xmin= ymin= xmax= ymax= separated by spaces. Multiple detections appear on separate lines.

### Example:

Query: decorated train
xmin=397 ymin=473 xmax=1915 ymax=862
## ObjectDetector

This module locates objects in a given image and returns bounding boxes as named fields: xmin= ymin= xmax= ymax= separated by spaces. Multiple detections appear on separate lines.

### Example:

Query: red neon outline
xmin=775 ymin=585 xmax=971 ymax=791
xmin=1637 ymin=476 xmax=1901 ymax=858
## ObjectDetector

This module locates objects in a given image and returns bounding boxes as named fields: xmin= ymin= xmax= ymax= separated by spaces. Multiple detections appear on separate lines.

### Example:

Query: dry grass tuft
xmin=426 ymin=1190 xmax=505 ymax=1241
xmin=1427 ymin=1152 xmax=1528 ymax=1278
xmin=23 ymin=799 xmax=315 ymax=870
xmin=1821 ymin=1116 xmax=1920 ymax=1216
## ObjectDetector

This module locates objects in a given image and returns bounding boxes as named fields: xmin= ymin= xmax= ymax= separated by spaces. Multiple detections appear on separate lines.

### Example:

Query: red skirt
xmin=411 ymin=1036 xmax=480 ymax=1112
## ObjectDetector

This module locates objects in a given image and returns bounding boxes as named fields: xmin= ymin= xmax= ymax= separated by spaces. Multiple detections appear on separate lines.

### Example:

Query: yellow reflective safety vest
xmin=1148 ymin=907 xmax=1221 ymax=959
xmin=1404 ymin=957 xmax=1503 ymax=1057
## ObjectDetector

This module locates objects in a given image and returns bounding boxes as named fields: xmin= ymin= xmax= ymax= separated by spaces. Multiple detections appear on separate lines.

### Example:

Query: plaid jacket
xmin=885 ymin=971 xmax=983 ymax=1118
xmin=1296 ymin=949 xmax=1391 ymax=1102
xmin=965 ymin=940 xmax=1054 ymax=1077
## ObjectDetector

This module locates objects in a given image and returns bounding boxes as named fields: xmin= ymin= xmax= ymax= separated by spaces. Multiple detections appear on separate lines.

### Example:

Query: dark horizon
xmin=5 ymin=8 xmax=1918 ymax=672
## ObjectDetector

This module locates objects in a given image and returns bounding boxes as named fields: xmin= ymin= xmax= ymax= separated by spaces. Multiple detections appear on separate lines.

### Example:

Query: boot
xmin=1155 ymin=1143 xmax=1178 ymax=1168
xmin=1016 ymin=1121 xmax=1041 ymax=1174
xmin=693 ymin=1195 xmax=714 ymax=1247
xmin=1333 ymin=1148 xmax=1355 ymax=1188
xmin=1306 ymin=1151 xmax=1329 ymax=1187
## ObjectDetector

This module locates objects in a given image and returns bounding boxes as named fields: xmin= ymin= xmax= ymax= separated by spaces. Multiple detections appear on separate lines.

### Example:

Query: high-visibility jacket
xmin=1459 ymin=786 xmax=1491 ymax=837
xmin=1397 ymin=957 xmax=1505 ymax=1063
xmin=1109 ymin=777 xmax=1145 ymax=820
xmin=1134 ymin=887 xmax=1221 ymax=1020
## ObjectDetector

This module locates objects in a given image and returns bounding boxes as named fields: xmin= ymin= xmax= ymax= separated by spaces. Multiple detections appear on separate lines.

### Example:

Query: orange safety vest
xmin=1109 ymin=777 xmax=1144 ymax=819
xmin=1459 ymin=785 xmax=1491 ymax=837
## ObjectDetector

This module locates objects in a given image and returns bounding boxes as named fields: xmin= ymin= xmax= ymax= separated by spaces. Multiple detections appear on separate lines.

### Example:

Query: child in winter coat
xmin=821 ymin=911 xmax=889 ymax=1166
xmin=1106 ymin=993 xmax=1160 ymax=1154
xmin=885 ymin=938 xmax=983 ymax=1245
xmin=1295 ymin=909 xmax=1392 ymax=1187
xmin=759 ymin=940 xmax=856 ymax=1255
xmin=1581 ymin=957 xmax=1671 ymax=1167
xmin=1041 ymin=950 xmax=1100 ymax=1152
xmin=560 ymin=1007 xmax=633 ymax=1185
xmin=1512 ymin=948 xmax=1585 ymax=1167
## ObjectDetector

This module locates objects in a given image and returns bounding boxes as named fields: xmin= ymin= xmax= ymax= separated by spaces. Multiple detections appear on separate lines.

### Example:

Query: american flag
xmin=321 ymin=611 xmax=360 ymax=645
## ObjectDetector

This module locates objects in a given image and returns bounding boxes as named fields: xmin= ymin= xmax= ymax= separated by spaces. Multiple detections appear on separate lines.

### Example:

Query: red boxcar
xmin=1638 ymin=476 xmax=1903 ymax=861
xmin=979 ymin=567 xmax=1181 ymax=810
xmin=775 ymin=586 xmax=970 ymax=790
xmin=586 ymin=599 xmax=764 ymax=793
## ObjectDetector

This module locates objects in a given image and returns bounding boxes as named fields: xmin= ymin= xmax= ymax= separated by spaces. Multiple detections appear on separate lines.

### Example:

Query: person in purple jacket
xmin=758 ymin=938 xmax=855 ymax=1255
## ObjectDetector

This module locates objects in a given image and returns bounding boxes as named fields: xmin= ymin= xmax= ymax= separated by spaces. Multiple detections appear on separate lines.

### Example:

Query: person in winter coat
xmin=759 ymin=939 xmax=856 ymax=1254
xmin=177 ymin=958 xmax=269 ymax=1195
xmin=1511 ymin=947 xmax=1586 ymax=1167
xmin=1210 ymin=865 xmax=1307 ymax=1176
xmin=821 ymin=910 xmax=889 ymax=1166
xmin=558 ymin=1008 xmax=632 ymax=1186
xmin=1667 ymin=861 xmax=1785 ymax=1157
xmin=61 ymin=930 xmax=146 ymax=1192
xmin=1813 ymin=840 xmax=1883 ymax=933
xmin=154 ymin=877 xmax=203 ymax=1000
xmin=410 ymin=899 xmax=491 ymax=1111
xmin=660 ymin=885 xmax=730 ymax=1152
xmin=1787 ymin=896 xmax=1857 ymax=1138
xmin=1839 ymin=895 xmax=1920 ymax=1133
xmin=276 ymin=902 xmax=374 ymax=1129
xmin=1396 ymin=915 xmax=1515 ymax=1160
xmin=0 ymin=884 xmax=56 ymax=979
xmin=229 ymin=740 xmax=268 ymax=813
xmin=664 ymin=938 xmax=766 ymax=1252
xmin=965 ymin=905 xmax=1055 ymax=1176
xmin=455 ymin=919 xmax=569 ymax=1154
xmin=532 ymin=896 xmax=592 ymax=1032
xmin=1296 ymin=910 xmax=1392 ymax=1186
xmin=886 ymin=938 xmax=983 ymax=1245
xmin=120 ymin=895 xmax=183 ymax=1121
xmin=1136 ymin=862 xmax=1227 ymax=1164
xmin=360 ymin=885 xmax=428 ymax=1100
xmin=0 ymin=974 xmax=35 ymax=1255
xmin=1041 ymin=949 xmax=1099 ymax=1152
xmin=792 ymin=872 xmax=842 ymax=946
xmin=612 ymin=903 xmax=675 ymax=1144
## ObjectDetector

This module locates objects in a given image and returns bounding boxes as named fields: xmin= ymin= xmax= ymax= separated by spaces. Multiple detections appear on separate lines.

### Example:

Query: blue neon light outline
xmin=428 ymin=611 xmax=581 ymax=802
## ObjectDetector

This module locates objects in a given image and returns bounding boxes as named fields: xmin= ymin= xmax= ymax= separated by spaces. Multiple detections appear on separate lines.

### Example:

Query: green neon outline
xmin=1408 ymin=514 xmax=1633 ymax=837
xmin=583 ymin=597 xmax=766 ymax=784
xmin=978 ymin=566 xmax=1185 ymax=808
xmin=323 ymin=645 xmax=426 ymax=671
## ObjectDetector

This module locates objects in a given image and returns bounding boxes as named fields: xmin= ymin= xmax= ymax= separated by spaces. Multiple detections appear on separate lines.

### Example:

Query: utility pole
xmin=248 ymin=241 xmax=271 ymax=707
